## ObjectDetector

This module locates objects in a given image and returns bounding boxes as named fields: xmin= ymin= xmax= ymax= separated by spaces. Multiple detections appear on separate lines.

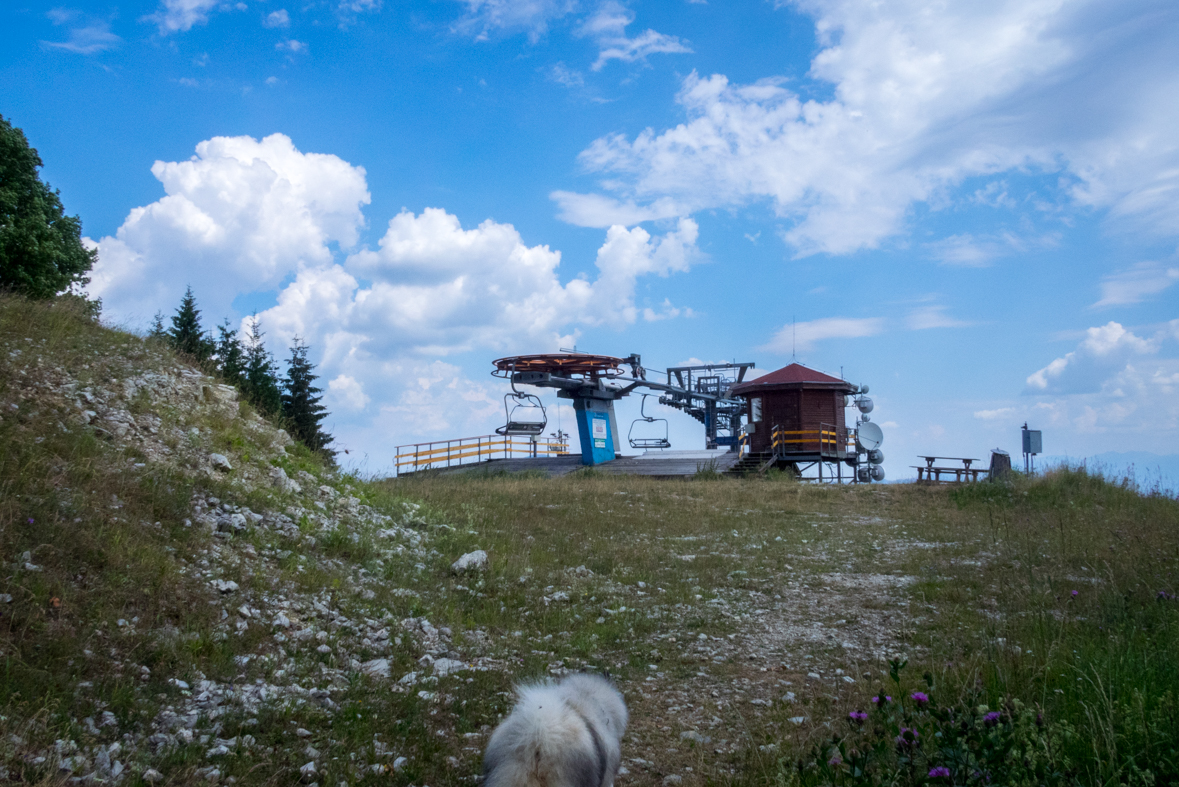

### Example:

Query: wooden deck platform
xmin=397 ymin=450 xmax=741 ymax=479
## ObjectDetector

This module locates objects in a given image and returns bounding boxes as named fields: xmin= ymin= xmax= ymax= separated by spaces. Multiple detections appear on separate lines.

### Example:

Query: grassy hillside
xmin=1 ymin=294 xmax=1177 ymax=786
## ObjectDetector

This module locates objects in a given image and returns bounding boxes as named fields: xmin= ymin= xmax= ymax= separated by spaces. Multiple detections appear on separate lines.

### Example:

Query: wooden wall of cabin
xmin=745 ymin=387 xmax=846 ymax=453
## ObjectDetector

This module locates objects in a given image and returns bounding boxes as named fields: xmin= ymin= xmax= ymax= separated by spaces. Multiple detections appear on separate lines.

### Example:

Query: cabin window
xmin=751 ymin=397 xmax=762 ymax=423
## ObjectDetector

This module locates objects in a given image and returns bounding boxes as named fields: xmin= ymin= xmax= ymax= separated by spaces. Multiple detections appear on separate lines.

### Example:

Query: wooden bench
xmin=912 ymin=456 xmax=987 ymax=483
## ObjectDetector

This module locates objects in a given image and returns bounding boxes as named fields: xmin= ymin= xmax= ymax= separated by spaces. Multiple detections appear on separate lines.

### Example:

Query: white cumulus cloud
xmin=973 ymin=319 xmax=1179 ymax=446
xmin=254 ymin=209 xmax=700 ymax=358
xmin=1025 ymin=321 xmax=1157 ymax=395
xmin=327 ymin=375 xmax=371 ymax=412
xmin=88 ymin=133 xmax=371 ymax=323
xmin=560 ymin=0 xmax=1179 ymax=253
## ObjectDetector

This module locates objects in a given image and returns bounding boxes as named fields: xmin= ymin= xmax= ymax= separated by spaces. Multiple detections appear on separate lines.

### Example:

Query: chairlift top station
xmin=480 ymin=352 xmax=886 ymax=481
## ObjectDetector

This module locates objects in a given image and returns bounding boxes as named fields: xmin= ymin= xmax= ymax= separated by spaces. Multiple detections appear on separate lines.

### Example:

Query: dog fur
xmin=483 ymin=673 xmax=628 ymax=787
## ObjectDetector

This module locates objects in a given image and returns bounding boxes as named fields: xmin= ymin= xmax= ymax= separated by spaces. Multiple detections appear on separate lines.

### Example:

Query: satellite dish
xmin=857 ymin=466 xmax=871 ymax=482
xmin=868 ymin=449 xmax=884 ymax=465
xmin=870 ymin=465 xmax=886 ymax=481
xmin=856 ymin=421 xmax=883 ymax=451
xmin=859 ymin=384 xmax=870 ymax=394
xmin=857 ymin=396 xmax=874 ymax=414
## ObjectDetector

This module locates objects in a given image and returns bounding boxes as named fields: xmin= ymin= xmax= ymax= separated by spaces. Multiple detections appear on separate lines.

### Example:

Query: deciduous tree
xmin=0 ymin=115 xmax=96 ymax=298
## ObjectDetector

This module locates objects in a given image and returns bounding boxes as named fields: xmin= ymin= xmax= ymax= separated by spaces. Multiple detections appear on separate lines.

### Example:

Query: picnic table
xmin=912 ymin=456 xmax=986 ymax=483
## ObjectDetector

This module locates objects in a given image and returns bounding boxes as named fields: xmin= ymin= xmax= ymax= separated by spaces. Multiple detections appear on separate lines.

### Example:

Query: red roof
xmin=732 ymin=362 xmax=852 ymax=393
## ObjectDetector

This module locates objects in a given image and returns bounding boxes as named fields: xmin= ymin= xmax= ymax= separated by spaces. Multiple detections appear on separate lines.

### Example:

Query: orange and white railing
xmin=395 ymin=434 xmax=570 ymax=475
xmin=770 ymin=423 xmax=854 ymax=458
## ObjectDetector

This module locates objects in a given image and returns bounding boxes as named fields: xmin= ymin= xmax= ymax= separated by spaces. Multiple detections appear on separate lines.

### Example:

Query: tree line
xmin=1 ymin=113 xmax=334 ymax=460
xmin=150 ymin=288 xmax=334 ymax=459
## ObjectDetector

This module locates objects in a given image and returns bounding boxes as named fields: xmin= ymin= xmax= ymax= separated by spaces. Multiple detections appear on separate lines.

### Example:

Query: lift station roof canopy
xmin=731 ymin=362 xmax=857 ymax=395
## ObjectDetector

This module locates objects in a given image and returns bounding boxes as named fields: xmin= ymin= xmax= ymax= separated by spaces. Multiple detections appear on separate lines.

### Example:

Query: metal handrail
xmin=395 ymin=434 xmax=570 ymax=474
xmin=770 ymin=424 xmax=853 ymax=458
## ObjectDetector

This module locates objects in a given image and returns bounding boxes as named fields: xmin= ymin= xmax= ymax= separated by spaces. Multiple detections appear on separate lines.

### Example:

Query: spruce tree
xmin=241 ymin=316 xmax=282 ymax=416
xmin=147 ymin=311 xmax=168 ymax=340
xmin=281 ymin=338 xmax=333 ymax=455
xmin=169 ymin=286 xmax=214 ymax=360
xmin=215 ymin=319 xmax=246 ymax=388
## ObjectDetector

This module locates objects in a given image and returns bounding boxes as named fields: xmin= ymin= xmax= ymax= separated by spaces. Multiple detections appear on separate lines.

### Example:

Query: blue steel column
xmin=573 ymin=396 xmax=617 ymax=465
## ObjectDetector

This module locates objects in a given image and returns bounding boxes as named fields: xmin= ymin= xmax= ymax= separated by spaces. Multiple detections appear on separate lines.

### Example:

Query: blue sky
xmin=3 ymin=0 xmax=1178 ymax=478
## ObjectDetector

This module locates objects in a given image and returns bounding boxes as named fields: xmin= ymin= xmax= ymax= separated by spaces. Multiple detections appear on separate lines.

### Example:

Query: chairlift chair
xmin=496 ymin=366 xmax=548 ymax=437
xmin=628 ymin=394 xmax=671 ymax=450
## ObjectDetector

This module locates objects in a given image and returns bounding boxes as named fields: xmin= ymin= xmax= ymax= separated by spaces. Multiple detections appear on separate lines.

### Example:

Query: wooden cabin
xmin=731 ymin=363 xmax=857 ymax=458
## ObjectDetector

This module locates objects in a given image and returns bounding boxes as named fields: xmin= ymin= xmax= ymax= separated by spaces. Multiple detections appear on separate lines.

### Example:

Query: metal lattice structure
xmin=657 ymin=362 xmax=755 ymax=450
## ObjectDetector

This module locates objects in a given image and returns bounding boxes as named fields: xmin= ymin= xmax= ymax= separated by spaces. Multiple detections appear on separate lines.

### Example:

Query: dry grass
xmin=1 ymin=294 xmax=1176 ymax=786
xmin=386 ymin=470 xmax=1179 ymax=786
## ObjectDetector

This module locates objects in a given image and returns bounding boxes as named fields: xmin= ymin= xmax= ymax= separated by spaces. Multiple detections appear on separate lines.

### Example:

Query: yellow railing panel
xmin=394 ymin=433 xmax=570 ymax=473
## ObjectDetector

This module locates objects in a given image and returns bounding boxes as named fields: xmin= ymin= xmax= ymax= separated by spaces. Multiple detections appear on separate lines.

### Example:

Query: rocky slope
xmin=0 ymin=297 xmax=511 ymax=785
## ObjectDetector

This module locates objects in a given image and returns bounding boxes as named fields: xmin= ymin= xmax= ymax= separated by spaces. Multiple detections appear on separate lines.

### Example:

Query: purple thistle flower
xmin=929 ymin=767 xmax=951 ymax=778
xmin=895 ymin=727 xmax=919 ymax=749
xmin=848 ymin=710 xmax=868 ymax=723
xmin=1071 ymin=590 xmax=1078 ymax=597
xmin=828 ymin=755 xmax=843 ymax=767
xmin=27 ymin=518 xmax=34 ymax=524
xmin=911 ymin=691 xmax=930 ymax=706
xmin=872 ymin=694 xmax=892 ymax=706
xmin=984 ymin=711 xmax=1001 ymax=727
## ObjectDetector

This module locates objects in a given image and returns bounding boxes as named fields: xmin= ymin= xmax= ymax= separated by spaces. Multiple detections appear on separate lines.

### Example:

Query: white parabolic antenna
xmin=856 ymin=421 xmax=884 ymax=451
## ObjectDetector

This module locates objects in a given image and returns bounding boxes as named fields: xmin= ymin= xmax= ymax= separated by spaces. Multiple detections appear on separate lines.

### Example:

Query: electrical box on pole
xmin=1021 ymin=423 xmax=1042 ymax=474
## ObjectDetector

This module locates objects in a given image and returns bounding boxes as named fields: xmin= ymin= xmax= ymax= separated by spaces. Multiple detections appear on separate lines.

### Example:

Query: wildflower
xmin=872 ymin=693 xmax=892 ymax=706
xmin=984 ymin=711 xmax=1001 ymax=727
xmin=1071 ymin=590 xmax=1078 ymax=597
xmin=848 ymin=711 xmax=868 ymax=724
xmin=27 ymin=518 xmax=34 ymax=524
xmin=911 ymin=691 xmax=930 ymax=706
xmin=895 ymin=727 xmax=919 ymax=750
xmin=828 ymin=755 xmax=843 ymax=767
xmin=929 ymin=767 xmax=951 ymax=778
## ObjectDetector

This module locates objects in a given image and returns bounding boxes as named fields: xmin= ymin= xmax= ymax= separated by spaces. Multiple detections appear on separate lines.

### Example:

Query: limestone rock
xmin=451 ymin=550 xmax=488 ymax=573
